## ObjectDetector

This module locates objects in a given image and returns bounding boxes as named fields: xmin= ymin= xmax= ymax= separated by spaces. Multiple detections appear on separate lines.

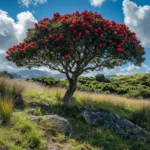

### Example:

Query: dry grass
xmin=8 ymin=78 xmax=150 ymax=111
xmin=76 ymin=91 xmax=150 ymax=110
xmin=0 ymin=98 xmax=13 ymax=123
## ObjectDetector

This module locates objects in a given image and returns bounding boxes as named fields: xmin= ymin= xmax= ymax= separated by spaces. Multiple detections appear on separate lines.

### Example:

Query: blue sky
xmin=0 ymin=0 xmax=150 ymax=75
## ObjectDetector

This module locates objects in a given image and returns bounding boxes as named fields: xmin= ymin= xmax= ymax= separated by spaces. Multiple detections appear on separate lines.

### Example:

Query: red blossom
xmin=98 ymin=27 xmax=102 ymax=31
xmin=73 ymin=38 xmax=77 ymax=42
xmin=49 ymin=35 xmax=53 ymax=39
xmin=75 ymin=11 xmax=80 ymax=15
xmin=88 ymin=25 xmax=92 ymax=29
xmin=99 ymin=44 xmax=103 ymax=48
xmin=34 ymin=23 xmax=38 ymax=28
xmin=59 ymin=34 xmax=64 ymax=39
xmin=5 ymin=56 xmax=9 ymax=59
xmin=108 ymin=25 xmax=113 ymax=29
xmin=141 ymin=50 xmax=146 ymax=54
xmin=87 ymin=15 xmax=93 ymax=20
xmin=70 ymin=46 xmax=74 ymax=51
xmin=114 ymin=31 xmax=117 ymax=35
xmin=85 ymin=30 xmax=90 ymax=34
xmin=42 ymin=26 xmax=48 ymax=30
xmin=73 ymin=30 xmax=77 ymax=33
xmin=100 ymin=34 xmax=104 ymax=38
xmin=62 ymin=18 xmax=66 ymax=23
xmin=45 ymin=39 xmax=49 ymax=43
xmin=117 ymin=48 xmax=124 ymax=52
xmin=64 ymin=55 xmax=69 ymax=59
xmin=6 ymin=11 xmax=144 ymax=70
xmin=82 ymin=22 xmax=86 ymax=27
xmin=78 ymin=32 xmax=82 ymax=37
xmin=69 ymin=24 xmax=74 ymax=28
xmin=94 ymin=29 xmax=98 ymax=33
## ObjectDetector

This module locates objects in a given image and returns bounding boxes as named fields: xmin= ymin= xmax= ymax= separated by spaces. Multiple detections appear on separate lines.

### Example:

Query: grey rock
xmin=30 ymin=116 xmax=42 ymax=122
xmin=44 ymin=115 xmax=72 ymax=135
xmin=47 ymin=144 xmax=60 ymax=150
xmin=83 ymin=110 xmax=148 ymax=141
xmin=29 ymin=115 xmax=72 ymax=135
xmin=26 ymin=108 xmax=36 ymax=115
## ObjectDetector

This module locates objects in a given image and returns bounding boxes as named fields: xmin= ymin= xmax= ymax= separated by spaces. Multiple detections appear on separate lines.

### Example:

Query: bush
xmin=28 ymin=134 xmax=41 ymax=149
xmin=28 ymin=74 xmax=150 ymax=99
xmin=29 ymin=77 xmax=60 ymax=86
xmin=95 ymin=74 xmax=105 ymax=82
xmin=0 ymin=98 xmax=13 ymax=124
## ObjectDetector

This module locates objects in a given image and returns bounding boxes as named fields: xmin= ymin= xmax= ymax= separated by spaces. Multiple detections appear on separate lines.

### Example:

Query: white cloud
xmin=87 ymin=63 xmax=150 ymax=76
xmin=123 ymin=0 xmax=150 ymax=48
xmin=89 ymin=0 xmax=117 ymax=7
xmin=18 ymin=0 xmax=47 ymax=7
xmin=90 ymin=0 xmax=105 ymax=7
xmin=0 ymin=10 xmax=37 ymax=72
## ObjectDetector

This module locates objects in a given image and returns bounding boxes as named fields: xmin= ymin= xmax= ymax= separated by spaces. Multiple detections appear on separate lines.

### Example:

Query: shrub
xmin=0 ymin=98 xmax=13 ymax=125
xmin=95 ymin=74 xmax=105 ymax=82
xmin=28 ymin=134 xmax=41 ymax=149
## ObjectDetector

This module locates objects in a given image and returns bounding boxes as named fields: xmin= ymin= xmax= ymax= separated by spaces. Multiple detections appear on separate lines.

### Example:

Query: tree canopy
xmin=5 ymin=10 xmax=145 ymax=102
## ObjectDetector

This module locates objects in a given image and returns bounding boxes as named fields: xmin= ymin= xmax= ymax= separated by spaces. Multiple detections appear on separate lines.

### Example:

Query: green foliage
xmin=28 ymin=76 xmax=60 ymax=86
xmin=28 ymin=134 xmax=41 ymax=149
xmin=131 ymin=106 xmax=150 ymax=131
xmin=0 ymin=112 xmax=46 ymax=150
xmin=0 ymin=98 xmax=13 ymax=124
xmin=0 ymin=78 xmax=150 ymax=149
xmin=0 ymin=77 xmax=24 ymax=107
xmin=29 ymin=73 xmax=150 ymax=99
xmin=95 ymin=74 xmax=105 ymax=82
xmin=6 ymin=11 xmax=146 ymax=101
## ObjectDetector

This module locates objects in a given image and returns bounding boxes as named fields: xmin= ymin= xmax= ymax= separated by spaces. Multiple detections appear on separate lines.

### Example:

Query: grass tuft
xmin=0 ymin=97 xmax=13 ymax=124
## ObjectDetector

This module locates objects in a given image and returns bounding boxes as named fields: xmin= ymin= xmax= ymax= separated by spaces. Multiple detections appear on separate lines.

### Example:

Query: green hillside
xmin=0 ymin=76 xmax=150 ymax=150
xmin=29 ymin=73 xmax=150 ymax=99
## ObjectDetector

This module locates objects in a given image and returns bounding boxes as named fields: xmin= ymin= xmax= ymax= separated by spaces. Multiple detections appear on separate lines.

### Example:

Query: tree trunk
xmin=63 ymin=78 xmax=77 ymax=103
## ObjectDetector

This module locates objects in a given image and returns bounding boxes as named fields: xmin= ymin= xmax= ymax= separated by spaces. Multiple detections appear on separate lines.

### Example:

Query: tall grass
xmin=0 ymin=77 xmax=24 ymax=107
xmin=0 ymin=98 xmax=13 ymax=124
xmin=22 ymin=80 xmax=150 ymax=111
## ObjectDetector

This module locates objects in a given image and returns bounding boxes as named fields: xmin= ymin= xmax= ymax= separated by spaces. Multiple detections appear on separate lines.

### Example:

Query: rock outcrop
xmin=83 ymin=110 xmax=148 ymax=141
xmin=30 ymin=115 xmax=72 ymax=135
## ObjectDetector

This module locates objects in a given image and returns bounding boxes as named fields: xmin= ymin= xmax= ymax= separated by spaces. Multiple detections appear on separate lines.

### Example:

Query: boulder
xmin=30 ymin=116 xmax=42 ymax=122
xmin=83 ymin=110 xmax=148 ymax=141
xmin=44 ymin=115 xmax=72 ymax=135
xmin=26 ymin=108 xmax=37 ymax=115
xmin=30 ymin=115 xmax=72 ymax=135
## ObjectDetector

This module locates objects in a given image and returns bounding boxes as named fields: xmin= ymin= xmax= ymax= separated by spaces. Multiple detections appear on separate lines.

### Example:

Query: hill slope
xmin=0 ymin=77 xmax=150 ymax=150
xmin=29 ymin=73 xmax=150 ymax=99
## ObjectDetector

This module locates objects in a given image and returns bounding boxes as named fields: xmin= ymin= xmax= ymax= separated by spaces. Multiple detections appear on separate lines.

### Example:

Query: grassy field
xmin=29 ymin=73 xmax=150 ymax=99
xmin=0 ymin=77 xmax=150 ymax=150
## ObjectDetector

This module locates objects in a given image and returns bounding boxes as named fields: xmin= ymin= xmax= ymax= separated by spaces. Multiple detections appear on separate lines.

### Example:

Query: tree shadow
xmin=26 ymin=98 xmax=149 ymax=149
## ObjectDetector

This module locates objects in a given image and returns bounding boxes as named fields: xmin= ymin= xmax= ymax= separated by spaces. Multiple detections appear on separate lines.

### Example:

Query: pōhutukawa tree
xmin=6 ymin=10 xmax=145 ymax=103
